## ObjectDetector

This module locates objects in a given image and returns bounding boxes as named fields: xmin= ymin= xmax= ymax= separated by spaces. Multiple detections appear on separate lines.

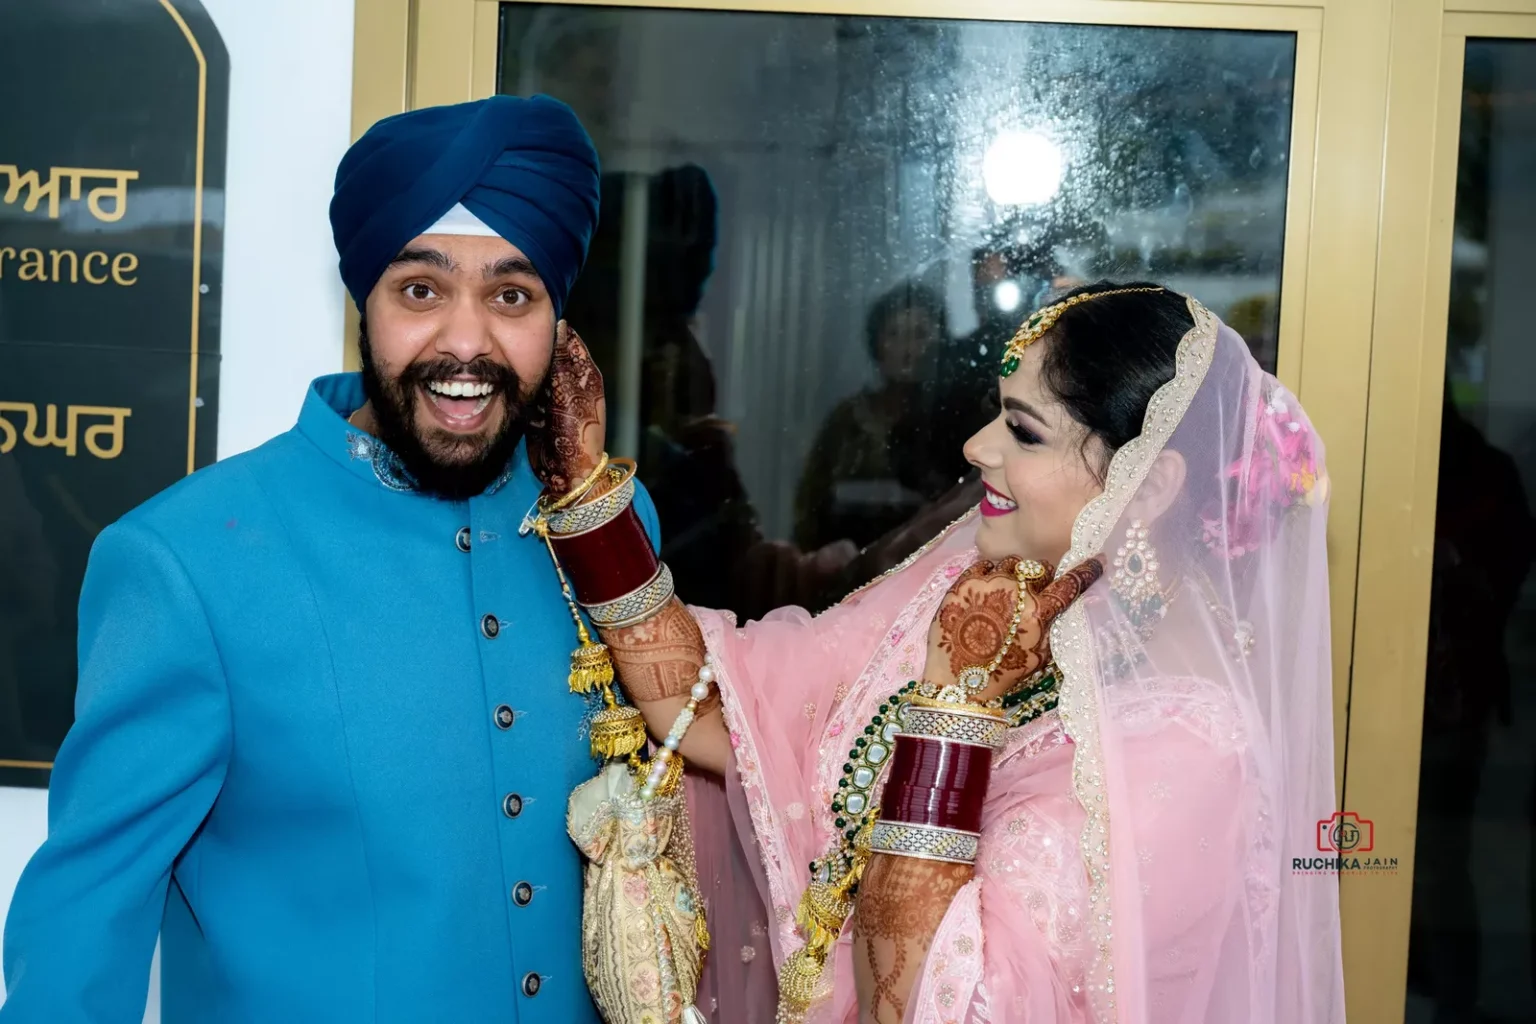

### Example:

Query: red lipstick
xmin=980 ymin=482 xmax=1018 ymax=518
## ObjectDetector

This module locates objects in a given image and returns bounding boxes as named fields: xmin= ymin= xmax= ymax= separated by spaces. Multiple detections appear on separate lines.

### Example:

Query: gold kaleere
xmin=587 ymin=687 xmax=649 ymax=762
xmin=568 ymin=620 xmax=615 ymax=694
xmin=775 ymin=819 xmax=874 ymax=1023
xmin=532 ymin=516 xmax=619 ymax=698
xmin=537 ymin=454 xmax=713 ymax=1023
xmin=694 ymin=901 xmax=712 ymax=958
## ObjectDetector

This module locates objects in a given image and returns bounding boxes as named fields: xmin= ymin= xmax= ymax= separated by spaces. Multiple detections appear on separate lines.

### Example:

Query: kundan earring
xmin=1111 ymin=520 xmax=1169 ymax=640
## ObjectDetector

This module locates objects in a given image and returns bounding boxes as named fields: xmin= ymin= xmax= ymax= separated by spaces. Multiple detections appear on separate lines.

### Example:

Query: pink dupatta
xmin=686 ymin=298 xmax=1345 ymax=1024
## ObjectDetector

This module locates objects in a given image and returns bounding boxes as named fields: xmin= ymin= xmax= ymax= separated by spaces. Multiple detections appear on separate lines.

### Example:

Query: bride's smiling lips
xmin=981 ymin=481 xmax=1018 ymax=517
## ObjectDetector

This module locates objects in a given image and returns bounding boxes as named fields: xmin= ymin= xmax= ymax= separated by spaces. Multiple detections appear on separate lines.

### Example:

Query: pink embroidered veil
xmin=681 ymin=297 xmax=1345 ymax=1023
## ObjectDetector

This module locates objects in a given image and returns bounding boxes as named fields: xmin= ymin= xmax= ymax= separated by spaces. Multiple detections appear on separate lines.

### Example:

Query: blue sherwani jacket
xmin=1 ymin=373 xmax=653 ymax=1023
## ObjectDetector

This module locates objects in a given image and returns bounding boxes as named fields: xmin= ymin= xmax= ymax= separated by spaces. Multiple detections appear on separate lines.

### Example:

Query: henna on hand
xmin=528 ymin=322 xmax=607 ymax=496
xmin=1034 ymin=556 xmax=1106 ymax=628
xmin=600 ymin=598 xmax=707 ymax=703
xmin=937 ymin=574 xmax=1038 ymax=677
xmin=853 ymin=853 xmax=974 ymax=1023
xmin=926 ymin=558 xmax=1045 ymax=694
xmin=923 ymin=554 xmax=1105 ymax=703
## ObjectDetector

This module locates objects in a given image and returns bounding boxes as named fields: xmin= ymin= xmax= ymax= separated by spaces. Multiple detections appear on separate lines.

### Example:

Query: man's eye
xmin=498 ymin=288 xmax=528 ymax=306
xmin=404 ymin=282 xmax=437 ymax=301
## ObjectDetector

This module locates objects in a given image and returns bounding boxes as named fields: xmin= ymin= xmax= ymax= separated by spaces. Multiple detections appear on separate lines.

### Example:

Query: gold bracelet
xmin=583 ymin=564 xmax=676 ymax=629
xmin=867 ymin=821 xmax=981 ymax=865
xmin=543 ymin=461 xmax=638 ymax=537
xmin=543 ymin=453 xmax=610 ymax=513
xmin=898 ymin=699 xmax=1009 ymax=750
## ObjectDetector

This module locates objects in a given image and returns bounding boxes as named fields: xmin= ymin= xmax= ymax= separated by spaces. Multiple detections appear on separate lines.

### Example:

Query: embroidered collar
xmin=297 ymin=372 xmax=522 ymax=498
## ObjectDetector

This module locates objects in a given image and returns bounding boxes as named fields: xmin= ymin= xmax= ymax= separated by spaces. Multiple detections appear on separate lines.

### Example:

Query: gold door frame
xmin=1349 ymin=4 xmax=1536 ymax=1023
xmin=348 ymin=0 xmax=1468 ymax=1018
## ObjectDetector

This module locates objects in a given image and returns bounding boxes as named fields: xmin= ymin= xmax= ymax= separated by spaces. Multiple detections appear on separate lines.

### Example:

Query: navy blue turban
xmin=330 ymin=94 xmax=600 ymax=316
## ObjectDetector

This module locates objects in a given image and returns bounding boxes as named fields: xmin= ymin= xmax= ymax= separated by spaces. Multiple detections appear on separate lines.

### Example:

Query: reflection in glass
xmin=501 ymin=6 xmax=1295 ymax=620
xmin=1406 ymin=38 xmax=1536 ymax=1024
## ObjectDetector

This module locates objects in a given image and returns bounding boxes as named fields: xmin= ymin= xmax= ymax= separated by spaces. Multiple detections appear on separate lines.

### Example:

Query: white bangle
xmin=639 ymin=659 xmax=716 ymax=801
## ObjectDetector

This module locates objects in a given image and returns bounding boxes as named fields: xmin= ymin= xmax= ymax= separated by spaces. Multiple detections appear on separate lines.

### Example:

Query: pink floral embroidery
xmin=1202 ymin=383 xmax=1326 ymax=559
xmin=622 ymin=873 xmax=650 ymax=907
xmin=628 ymin=964 xmax=660 ymax=1002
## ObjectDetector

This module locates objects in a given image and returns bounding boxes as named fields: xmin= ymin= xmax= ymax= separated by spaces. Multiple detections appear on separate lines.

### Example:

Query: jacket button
xmin=494 ymin=705 xmax=515 ymax=730
xmin=455 ymin=526 xmax=472 ymax=552
xmin=502 ymin=793 xmax=523 ymax=818
xmin=480 ymin=614 xmax=500 ymax=639
xmin=521 ymin=972 xmax=541 ymax=997
xmin=513 ymin=881 xmax=534 ymax=906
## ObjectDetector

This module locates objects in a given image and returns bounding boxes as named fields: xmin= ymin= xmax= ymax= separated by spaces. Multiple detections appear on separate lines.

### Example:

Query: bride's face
xmin=963 ymin=341 xmax=1107 ymax=566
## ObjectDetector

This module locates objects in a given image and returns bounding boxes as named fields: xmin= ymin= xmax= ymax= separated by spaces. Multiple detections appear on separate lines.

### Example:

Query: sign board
xmin=0 ymin=0 xmax=228 ymax=787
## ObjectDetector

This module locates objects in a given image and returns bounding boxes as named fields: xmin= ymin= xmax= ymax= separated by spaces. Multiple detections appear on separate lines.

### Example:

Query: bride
xmin=529 ymin=282 xmax=1345 ymax=1023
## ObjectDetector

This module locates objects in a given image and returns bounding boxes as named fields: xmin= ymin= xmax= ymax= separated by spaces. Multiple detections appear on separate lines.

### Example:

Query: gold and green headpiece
xmin=999 ymin=285 xmax=1165 ymax=377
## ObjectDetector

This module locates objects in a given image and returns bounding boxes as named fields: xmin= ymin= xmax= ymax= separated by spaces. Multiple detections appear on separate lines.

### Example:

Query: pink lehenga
xmin=685 ymin=298 xmax=1345 ymax=1023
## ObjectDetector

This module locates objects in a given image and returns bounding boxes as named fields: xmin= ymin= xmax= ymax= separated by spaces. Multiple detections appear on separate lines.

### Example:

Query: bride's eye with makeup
xmin=1007 ymin=418 xmax=1043 ymax=447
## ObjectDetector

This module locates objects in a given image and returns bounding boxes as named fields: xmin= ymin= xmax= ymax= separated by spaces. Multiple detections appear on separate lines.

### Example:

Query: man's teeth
xmin=427 ymin=380 xmax=496 ymax=398
xmin=985 ymin=490 xmax=1018 ymax=511
xmin=427 ymin=393 xmax=493 ymax=419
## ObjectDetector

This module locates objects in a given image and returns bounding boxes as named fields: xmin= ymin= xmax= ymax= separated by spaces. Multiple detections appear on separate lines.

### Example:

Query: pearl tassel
xmin=639 ymin=660 xmax=715 ymax=801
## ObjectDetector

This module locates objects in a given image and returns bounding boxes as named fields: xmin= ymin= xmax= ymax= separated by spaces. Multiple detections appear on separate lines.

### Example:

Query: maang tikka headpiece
xmin=1000 ymin=285 xmax=1165 ymax=377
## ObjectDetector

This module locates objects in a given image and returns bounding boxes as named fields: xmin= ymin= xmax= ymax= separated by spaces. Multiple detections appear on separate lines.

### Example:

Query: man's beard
xmin=358 ymin=319 xmax=551 ymax=501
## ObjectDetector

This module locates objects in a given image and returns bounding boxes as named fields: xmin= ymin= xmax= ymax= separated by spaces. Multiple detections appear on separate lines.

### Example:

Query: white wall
xmin=0 ymin=0 xmax=356 ymax=1017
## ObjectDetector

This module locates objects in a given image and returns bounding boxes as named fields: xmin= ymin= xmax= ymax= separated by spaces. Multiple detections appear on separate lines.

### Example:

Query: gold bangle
xmin=867 ymin=821 xmax=980 ymax=865
xmin=898 ymin=700 xmax=1009 ymax=750
xmin=583 ymin=564 xmax=676 ymax=629
xmin=543 ymin=453 xmax=610 ymax=513
xmin=543 ymin=461 xmax=638 ymax=537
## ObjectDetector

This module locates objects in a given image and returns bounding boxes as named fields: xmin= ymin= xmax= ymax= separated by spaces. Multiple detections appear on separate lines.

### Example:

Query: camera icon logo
xmin=1317 ymin=811 xmax=1373 ymax=854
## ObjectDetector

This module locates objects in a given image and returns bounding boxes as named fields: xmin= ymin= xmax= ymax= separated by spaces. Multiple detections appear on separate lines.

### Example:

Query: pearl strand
xmin=638 ymin=659 xmax=715 ymax=801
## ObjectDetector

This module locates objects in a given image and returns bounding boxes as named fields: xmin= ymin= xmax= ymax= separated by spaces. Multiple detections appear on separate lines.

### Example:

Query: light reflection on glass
xmin=983 ymin=130 xmax=1064 ymax=207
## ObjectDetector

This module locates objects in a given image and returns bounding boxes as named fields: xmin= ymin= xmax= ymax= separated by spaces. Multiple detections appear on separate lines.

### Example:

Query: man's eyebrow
xmin=484 ymin=255 xmax=541 ymax=280
xmin=389 ymin=247 xmax=457 ymax=272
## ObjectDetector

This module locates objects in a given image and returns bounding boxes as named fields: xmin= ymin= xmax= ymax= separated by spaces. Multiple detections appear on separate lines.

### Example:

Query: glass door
xmin=357 ymin=0 xmax=1409 ymax=1014
xmin=498 ymin=4 xmax=1300 ymax=619
xmin=1408 ymin=37 xmax=1536 ymax=1020
xmin=1346 ymin=8 xmax=1536 ymax=1024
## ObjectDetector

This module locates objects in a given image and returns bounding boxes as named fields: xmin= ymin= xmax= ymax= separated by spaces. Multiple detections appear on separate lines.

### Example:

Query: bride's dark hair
xmin=1036 ymin=280 xmax=1196 ymax=481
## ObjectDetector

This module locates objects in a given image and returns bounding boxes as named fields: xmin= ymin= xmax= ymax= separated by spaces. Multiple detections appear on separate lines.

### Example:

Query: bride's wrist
xmin=866 ymin=700 xmax=1006 ymax=866
xmin=538 ymin=459 xmax=668 ymax=625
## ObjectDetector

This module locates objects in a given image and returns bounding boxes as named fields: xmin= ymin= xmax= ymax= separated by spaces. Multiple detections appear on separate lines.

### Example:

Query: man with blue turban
xmin=2 ymin=95 xmax=644 ymax=1023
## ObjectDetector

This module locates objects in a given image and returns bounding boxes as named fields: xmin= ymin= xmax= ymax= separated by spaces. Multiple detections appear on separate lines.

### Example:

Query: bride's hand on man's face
xmin=527 ymin=322 xmax=607 ymax=496
xmin=921 ymin=555 xmax=1104 ymax=703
